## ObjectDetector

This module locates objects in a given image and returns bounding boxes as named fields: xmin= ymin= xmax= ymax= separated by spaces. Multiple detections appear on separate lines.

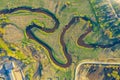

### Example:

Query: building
xmin=4 ymin=61 xmax=16 ymax=80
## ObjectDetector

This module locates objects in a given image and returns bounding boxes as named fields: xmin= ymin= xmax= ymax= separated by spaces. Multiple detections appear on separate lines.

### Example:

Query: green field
xmin=1 ymin=0 xmax=119 ymax=80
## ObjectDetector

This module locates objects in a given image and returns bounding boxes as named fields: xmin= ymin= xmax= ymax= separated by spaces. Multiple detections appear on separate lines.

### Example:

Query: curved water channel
xmin=0 ymin=6 xmax=120 ymax=68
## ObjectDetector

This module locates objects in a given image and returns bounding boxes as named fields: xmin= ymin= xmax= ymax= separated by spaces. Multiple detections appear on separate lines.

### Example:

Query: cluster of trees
xmin=0 ymin=14 xmax=10 ymax=25
xmin=107 ymin=70 xmax=120 ymax=80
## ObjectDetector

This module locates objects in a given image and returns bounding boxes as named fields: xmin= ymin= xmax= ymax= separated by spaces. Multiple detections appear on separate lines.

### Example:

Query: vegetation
xmin=1 ymin=0 xmax=120 ymax=80
xmin=0 ymin=38 xmax=35 ymax=64
xmin=0 ymin=14 xmax=10 ymax=24
xmin=0 ymin=27 xmax=5 ymax=35
xmin=32 ymin=19 xmax=45 ymax=28
xmin=107 ymin=70 xmax=120 ymax=80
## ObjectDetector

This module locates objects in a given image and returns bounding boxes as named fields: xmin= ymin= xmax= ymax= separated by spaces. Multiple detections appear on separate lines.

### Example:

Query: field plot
xmin=75 ymin=62 xmax=120 ymax=80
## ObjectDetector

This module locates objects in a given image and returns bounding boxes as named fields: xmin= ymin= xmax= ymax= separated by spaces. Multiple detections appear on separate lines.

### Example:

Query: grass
xmin=7 ymin=10 xmax=55 ymax=30
xmin=31 ymin=0 xmax=96 ymax=65
xmin=0 ymin=0 xmax=103 ymax=80
xmin=33 ymin=29 xmax=68 ymax=64
xmin=0 ymin=38 xmax=35 ymax=64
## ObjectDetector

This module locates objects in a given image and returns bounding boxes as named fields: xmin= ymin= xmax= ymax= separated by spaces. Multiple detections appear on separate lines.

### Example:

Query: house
xmin=4 ymin=61 xmax=16 ymax=80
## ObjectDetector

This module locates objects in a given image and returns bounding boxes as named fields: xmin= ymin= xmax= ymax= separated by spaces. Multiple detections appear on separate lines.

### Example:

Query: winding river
xmin=1 ymin=6 xmax=120 ymax=68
